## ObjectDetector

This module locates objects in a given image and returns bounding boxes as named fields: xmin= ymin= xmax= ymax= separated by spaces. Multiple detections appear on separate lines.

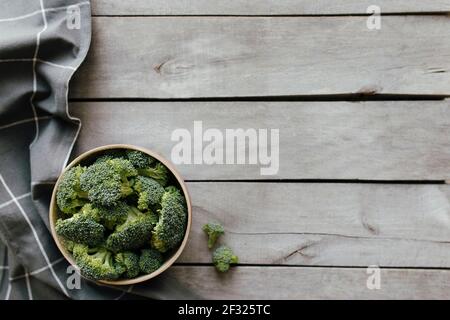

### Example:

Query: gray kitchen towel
xmin=0 ymin=0 xmax=195 ymax=300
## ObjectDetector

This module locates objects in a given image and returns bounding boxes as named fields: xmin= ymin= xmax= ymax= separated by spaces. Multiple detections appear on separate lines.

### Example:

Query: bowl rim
xmin=49 ymin=144 xmax=192 ymax=286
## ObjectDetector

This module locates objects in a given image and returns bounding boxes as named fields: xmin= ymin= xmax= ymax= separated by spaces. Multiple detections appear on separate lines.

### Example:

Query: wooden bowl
xmin=49 ymin=144 xmax=192 ymax=286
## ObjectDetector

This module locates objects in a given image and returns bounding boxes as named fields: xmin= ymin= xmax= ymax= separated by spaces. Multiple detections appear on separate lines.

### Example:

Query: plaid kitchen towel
xmin=0 ymin=0 xmax=196 ymax=300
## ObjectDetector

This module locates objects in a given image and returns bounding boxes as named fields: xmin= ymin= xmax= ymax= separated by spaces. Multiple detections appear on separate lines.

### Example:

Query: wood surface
xmin=177 ymin=182 xmax=450 ymax=268
xmin=70 ymin=16 xmax=450 ymax=98
xmin=92 ymin=1 xmax=450 ymax=15
xmin=70 ymin=101 xmax=450 ymax=180
xmin=160 ymin=266 xmax=450 ymax=299
xmin=67 ymin=3 xmax=450 ymax=299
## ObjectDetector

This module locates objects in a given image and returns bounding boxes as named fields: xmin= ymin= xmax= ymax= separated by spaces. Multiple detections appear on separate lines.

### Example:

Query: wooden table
xmin=69 ymin=1 xmax=450 ymax=299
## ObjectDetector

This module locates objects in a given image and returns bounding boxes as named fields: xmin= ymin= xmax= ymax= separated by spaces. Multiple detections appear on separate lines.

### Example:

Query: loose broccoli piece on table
xmin=137 ymin=163 xmax=170 ymax=187
xmin=80 ymin=158 xmax=137 ymax=206
xmin=212 ymin=245 xmax=238 ymax=273
xmin=139 ymin=249 xmax=163 ymax=274
xmin=55 ymin=210 xmax=105 ymax=246
xmin=202 ymin=223 xmax=225 ymax=249
xmin=73 ymin=244 xmax=124 ymax=280
xmin=134 ymin=176 xmax=165 ymax=211
xmin=56 ymin=165 xmax=89 ymax=215
xmin=151 ymin=186 xmax=187 ymax=252
xmin=106 ymin=205 xmax=158 ymax=252
xmin=126 ymin=150 xmax=155 ymax=169
xmin=115 ymin=252 xmax=140 ymax=278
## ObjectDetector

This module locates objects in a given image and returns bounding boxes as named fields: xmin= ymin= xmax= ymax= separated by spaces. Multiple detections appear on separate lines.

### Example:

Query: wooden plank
xmin=70 ymin=16 xmax=450 ymax=98
xmin=178 ymin=182 xmax=450 ymax=267
xmin=92 ymin=1 xmax=450 ymax=15
xmin=70 ymin=101 xmax=450 ymax=180
xmin=159 ymin=266 xmax=450 ymax=299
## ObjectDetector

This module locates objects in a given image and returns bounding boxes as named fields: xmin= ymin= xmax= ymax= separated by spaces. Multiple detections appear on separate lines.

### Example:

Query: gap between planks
xmin=173 ymin=263 xmax=450 ymax=271
xmin=91 ymin=13 xmax=450 ymax=18
xmin=69 ymin=94 xmax=450 ymax=102
xmin=184 ymin=180 xmax=446 ymax=184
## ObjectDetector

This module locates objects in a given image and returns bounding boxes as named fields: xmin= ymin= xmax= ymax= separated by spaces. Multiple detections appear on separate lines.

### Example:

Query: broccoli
xmin=80 ymin=158 xmax=137 ymax=206
xmin=94 ymin=150 xmax=126 ymax=164
xmin=55 ymin=150 xmax=190 ymax=280
xmin=212 ymin=245 xmax=238 ymax=273
xmin=202 ymin=223 xmax=225 ymax=249
xmin=56 ymin=165 xmax=89 ymax=215
xmin=60 ymin=238 xmax=77 ymax=253
xmin=78 ymin=203 xmax=102 ymax=221
xmin=126 ymin=150 xmax=155 ymax=169
xmin=137 ymin=163 xmax=170 ymax=187
xmin=139 ymin=249 xmax=163 ymax=274
xmin=94 ymin=154 xmax=116 ymax=164
xmin=133 ymin=176 xmax=165 ymax=211
xmin=81 ymin=202 xmax=128 ymax=230
xmin=106 ymin=205 xmax=158 ymax=252
xmin=115 ymin=252 xmax=140 ymax=278
xmin=151 ymin=186 xmax=187 ymax=252
xmin=73 ymin=244 xmax=124 ymax=280
xmin=55 ymin=212 xmax=105 ymax=247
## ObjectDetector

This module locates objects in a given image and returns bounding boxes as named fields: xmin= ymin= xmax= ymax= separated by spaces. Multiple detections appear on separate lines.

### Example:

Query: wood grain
xmin=70 ymin=101 xmax=450 ymax=180
xmin=160 ymin=266 xmax=450 ymax=299
xmin=177 ymin=182 xmax=450 ymax=267
xmin=92 ymin=1 xmax=450 ymax=15
xmin=70 ymin=16 xmax=450 ymax=98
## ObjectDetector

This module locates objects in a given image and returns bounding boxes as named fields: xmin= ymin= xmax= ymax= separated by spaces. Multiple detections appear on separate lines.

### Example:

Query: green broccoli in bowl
xmin=54 ymin=148 xmax=189 ymax=282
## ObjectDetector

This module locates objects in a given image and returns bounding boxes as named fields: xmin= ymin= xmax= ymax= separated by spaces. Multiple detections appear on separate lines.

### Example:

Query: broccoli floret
xmin=81 ymin=202 xmax=128 ymax=230
xmin=139 ymin=249 xmax=163 ymax=274
xmin=56 ymin=165 xmax=89 ymax=215
xmin=115 ymin=252 xmax=140 ymax=278
xmin=137 ymin=163 xmax=170 ymax=187
xmin=106 ymin=205 xmax=158 ymax=252
xmin=60 ymin=238 xmax=77 ymax=253
xmin=94 ymin=150 xmax=126 ymax=164
xmin=80 ymin=158 xmax=137 ymax=206
xmin=73 ymin=244 xmax=124 ymax=280
xmin=133 ymin=176 xmax=165 ymax=211
xmin=78 ymin=203 xmax=102 ymax=222
xmin=126 ymin=150 xmax=155 ymax=169
xmin=94 ymin=154 xmax=116 ymax=164
xmin=202 ymin=223 xmax=225 ymax=249
xmin=151 ymin=186 xmax=187 ymax=252
xmin=212 ymin=245 xmax=238 ymax=273
xmin=99 ymin=203 xmax=129 ymax=230
xmin=55 ymin=213 xmax=105 ymax=247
